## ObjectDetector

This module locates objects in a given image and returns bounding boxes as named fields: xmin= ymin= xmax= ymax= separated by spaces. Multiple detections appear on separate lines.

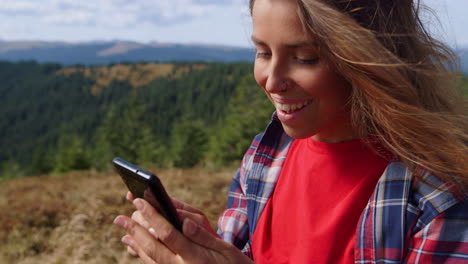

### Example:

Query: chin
xmin=282 ymin=125 xmax=317 ymax=139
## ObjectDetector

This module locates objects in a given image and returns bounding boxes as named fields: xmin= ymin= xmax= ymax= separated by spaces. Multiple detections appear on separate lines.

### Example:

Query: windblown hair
xmin=250 ymin=0 xmax=468 ymax=192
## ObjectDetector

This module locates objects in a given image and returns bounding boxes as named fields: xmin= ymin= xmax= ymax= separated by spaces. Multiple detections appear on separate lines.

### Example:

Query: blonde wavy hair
xmin=250 ymin=0 xmax=468 ymax=192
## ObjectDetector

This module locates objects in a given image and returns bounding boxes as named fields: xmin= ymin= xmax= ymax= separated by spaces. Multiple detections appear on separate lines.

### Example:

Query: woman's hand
xmin=125 ymin=192 xmax=218 ymax=243
xmin=114 ymin=194 xmax=253 ymax=264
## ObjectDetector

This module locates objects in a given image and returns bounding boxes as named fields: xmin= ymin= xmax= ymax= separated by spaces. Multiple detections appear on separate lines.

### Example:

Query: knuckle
xmin=158 ymin=227 xmax=178 ymax=245
xmin=125 ymin=219 xmax=137 ymax=234
xmin=195 ymin=214 xmax=206 ymax=223
xmin=140 ymin=242 xmax=163 ymax=264
xmin=141 ymin=240 xmax=156 ymax=255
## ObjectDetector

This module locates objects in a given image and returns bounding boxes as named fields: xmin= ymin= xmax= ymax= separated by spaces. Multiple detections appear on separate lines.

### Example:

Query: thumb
xmin=183 ymin=218 xmax=255 ymax=264
xmin=182 ymin=218 xmax=229 ymax=252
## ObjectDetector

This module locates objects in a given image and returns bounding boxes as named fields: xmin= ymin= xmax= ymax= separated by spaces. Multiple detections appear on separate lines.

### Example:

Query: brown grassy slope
xmin=0 ymin=168 xmax=234 ymax=264
xmin=57 ymin=63 xmax=207 ymax=96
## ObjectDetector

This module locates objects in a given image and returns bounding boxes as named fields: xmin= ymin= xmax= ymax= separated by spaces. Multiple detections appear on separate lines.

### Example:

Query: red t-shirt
xmin=252 ymin=137 xmax=390 ymax=263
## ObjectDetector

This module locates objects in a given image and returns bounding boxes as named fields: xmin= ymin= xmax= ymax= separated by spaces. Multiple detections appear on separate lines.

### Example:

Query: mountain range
xmin=0 ymin=40 xmax=255 ymax=65
xmin=0 ymin=40 xmax=467 ymax=72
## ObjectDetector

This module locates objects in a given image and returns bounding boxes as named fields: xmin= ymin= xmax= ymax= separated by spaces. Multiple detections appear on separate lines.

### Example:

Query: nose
xmin=263 ymin=58 xmax=288 ymax=94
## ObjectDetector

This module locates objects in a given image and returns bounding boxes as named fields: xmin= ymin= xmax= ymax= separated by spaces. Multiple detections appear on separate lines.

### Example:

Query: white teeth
xmin=276 ymin=101 xmax=310 ymax=113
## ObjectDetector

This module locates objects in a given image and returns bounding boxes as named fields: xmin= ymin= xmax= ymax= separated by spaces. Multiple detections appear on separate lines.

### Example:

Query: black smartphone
xmin=112 ymin=157 xmax=182 ymax=232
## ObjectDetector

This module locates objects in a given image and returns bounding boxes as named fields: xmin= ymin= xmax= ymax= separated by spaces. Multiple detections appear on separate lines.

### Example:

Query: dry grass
xmin=0 ymin=168 xmax=234 ymax=263
xmin=57 ymin=63 xmax=207 ymax=96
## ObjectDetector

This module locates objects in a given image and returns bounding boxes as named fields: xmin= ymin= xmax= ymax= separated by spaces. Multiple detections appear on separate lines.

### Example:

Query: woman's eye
xmin=295 ymin=57 xmax=319 ymax=65
xmin=256 ymin=52 xmax=271 ymax=58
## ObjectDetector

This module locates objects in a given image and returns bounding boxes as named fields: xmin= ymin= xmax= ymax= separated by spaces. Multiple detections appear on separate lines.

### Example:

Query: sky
xmin=0 ymin=0 xmax=467 ymax=48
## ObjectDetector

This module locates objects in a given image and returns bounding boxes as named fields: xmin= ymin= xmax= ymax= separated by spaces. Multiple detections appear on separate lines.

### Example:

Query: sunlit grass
xmin=0 ymin=168 xmax=234 ymax=263
xmin=57 ymin=63 xmax=207 ymax=96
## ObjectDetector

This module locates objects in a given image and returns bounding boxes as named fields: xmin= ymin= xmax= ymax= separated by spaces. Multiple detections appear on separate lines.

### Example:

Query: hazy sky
xmin=0 ymin=0 xmax=467 ymax=48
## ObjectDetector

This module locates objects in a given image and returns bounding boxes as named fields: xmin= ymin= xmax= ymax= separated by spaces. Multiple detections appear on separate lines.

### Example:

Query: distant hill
xmin=0 ymin=40 xmax=255 ymax=65
xmin=1 ymin=40 xmax=466 ymax=71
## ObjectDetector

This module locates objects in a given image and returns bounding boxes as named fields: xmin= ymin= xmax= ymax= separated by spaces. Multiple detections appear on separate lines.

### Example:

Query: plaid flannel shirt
xmin=217 ymin=114 xmax=468 ymax=263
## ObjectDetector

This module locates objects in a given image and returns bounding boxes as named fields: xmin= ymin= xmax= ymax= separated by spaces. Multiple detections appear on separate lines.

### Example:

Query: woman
xmin=113 ymin=0 xmax=468 ymax=263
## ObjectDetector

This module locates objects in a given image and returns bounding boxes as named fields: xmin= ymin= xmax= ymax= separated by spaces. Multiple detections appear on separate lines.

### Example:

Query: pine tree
xmin=206 ymin=74 xmax=274 ymax=167
xmin=53 ymin=134 xmax=90 ymax=173
xmin=171 ymin=118 xmax=209 ymax=168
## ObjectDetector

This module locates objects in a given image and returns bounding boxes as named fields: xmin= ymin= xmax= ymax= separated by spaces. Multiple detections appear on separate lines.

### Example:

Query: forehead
xmin=251 ymin=0 xmax=311 ymax=42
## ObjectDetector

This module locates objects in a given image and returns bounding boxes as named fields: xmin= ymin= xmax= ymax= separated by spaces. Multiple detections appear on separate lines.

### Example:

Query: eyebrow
xmin=251 ymin=35 xmax=317 ymax=48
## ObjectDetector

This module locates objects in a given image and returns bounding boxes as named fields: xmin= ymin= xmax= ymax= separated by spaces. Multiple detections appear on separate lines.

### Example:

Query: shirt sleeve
xmin=217 ymin=167 xmax=251 ymax=257
xmin=404 ymin=199 xmax=468 ymax=263
xmin=217 ymin=132 xmax=266 ymax=259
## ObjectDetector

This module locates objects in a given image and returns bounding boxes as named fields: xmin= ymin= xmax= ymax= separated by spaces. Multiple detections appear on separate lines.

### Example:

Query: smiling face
xmin=252 ymin=0 xmax=357 ymax=142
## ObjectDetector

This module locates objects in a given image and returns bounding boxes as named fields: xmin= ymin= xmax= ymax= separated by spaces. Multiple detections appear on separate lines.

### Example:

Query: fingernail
xmin=121 ymin=235 xmax=133 ymax=246
xmin=183 ymin=218 xmax=197 ymax=236
xmin=133 ymin=199 xmax=144 ymax=211
xmin=114 ymin=216 xmax=127 ymax=228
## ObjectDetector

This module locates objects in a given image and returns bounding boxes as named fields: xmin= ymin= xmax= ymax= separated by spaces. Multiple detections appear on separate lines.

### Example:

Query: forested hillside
xmin=0 ymin=61 xmax=274 ymax=179
xmin=1 ymin=61 xmax=467 ymax=180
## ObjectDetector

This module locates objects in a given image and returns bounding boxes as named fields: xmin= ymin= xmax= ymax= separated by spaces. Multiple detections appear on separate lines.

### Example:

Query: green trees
xmin=0 ymin=160 xmax=23 ymax=181
xmin=91 ymin=95 xmax=167 ymax=169
xmin=205 ymin=74 xmax=274 ymax=167
xmin=53 ymin=134 xmax=90 ymax=173
xmin=31 ymin=144 xmax=54 ymax=174
xmin=0 ymin=61 xmax=277 ymax=177
xmin=171 ymin=119 xmax=209 ymax=168
xmin=5 ymin=60 xmax=466 ymax=178
xmin=0 ymin=61 xmax=105 ymax=176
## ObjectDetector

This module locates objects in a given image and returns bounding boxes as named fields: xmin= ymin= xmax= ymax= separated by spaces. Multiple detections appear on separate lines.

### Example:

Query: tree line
xmin=0 ymin=61 xmax=274 ymax=179
xmin=1 ymin=61 xmax=467 ymax=180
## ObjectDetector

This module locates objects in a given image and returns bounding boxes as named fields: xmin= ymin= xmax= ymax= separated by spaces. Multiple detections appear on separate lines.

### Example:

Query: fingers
xmin=131 ymin=195 xmax=212 ymax=236
xmin=171 ymin=199 xmax=218 ymax=236
xmin=122 ymin=235 xmax=159 ymax=264
xmin=176 ymin=209 xmax=218 ymax=237
xmin=171 ymin=198 xmax=204 ymax=215
xmin=126 ymin=191 xmax=135 ymax=201
xmin=127 ymin=245 xmax=138 ymax=257
xmin=182 ymin=218 xmax=255 ymax=264
xmin=182 ymin=218 xmax=229 ymax=252
xmin=132 ymin=198 xmax=196 ymax=258
xmin=114 ymin=215 xmax=180 ymax=264
xmin=132 ymin=210 xmax=150 ymax=230
xmin=124 ymin=236 xmax=157 ymax=263
xmin=176 ymin=209 xmax=207 ymax=226
xmin=117 ymin=198 xmax=251 ymax=263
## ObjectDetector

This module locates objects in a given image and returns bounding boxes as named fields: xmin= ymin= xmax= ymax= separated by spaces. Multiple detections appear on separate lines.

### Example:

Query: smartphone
xmin=112 ymin=157 xmax=182 ymax=232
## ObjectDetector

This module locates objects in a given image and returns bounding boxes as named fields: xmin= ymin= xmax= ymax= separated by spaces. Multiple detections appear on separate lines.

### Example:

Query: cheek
xmin=296 ymin=74 xmax=328 ymax=97
xmin=315 ymin=77 xmax=352 ymax=113
xmin=324 ymin=73 xmax=351 ymax=103
xmin=300 ymin=69 xmax=348 ymax=99
xmin=253 ymin=62 xmax=267 ymax=89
